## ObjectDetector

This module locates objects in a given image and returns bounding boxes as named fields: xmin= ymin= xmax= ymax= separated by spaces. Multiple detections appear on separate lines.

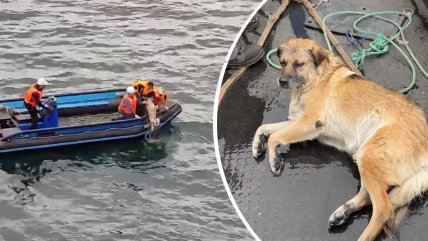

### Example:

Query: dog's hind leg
xmin=328 ymin=183 xmax=371 ymax=227
xmin=384 ymin=165 xmax=428 ymax=236
xmin=252 ymin=121 xmax=291 ymax=158
xmin=357 ymin=154 xmax=395 ymax=241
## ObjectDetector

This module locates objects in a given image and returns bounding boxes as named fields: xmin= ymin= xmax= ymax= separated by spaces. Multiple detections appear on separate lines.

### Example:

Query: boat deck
xmin=59 ymin=112 xmax=118 ymax=126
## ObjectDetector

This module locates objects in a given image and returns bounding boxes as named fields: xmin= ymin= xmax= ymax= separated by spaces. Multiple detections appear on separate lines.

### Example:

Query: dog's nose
xmin=278 ymin=75 xmax=289 ymax=88
xmin=279 ymin=75 xmax=288 ymax=84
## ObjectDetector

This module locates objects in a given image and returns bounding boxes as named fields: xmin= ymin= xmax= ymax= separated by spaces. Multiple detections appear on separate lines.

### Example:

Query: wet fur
xmin=252 ymin=38 xmax=428 ymax=241
xmin=146 ymin=97 xmax=160 ymax=132
xmin=152 ymin=87 xmax=169 ymax=111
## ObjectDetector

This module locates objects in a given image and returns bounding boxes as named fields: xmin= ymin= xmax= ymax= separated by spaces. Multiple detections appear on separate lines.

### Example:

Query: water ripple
xmin=0 ymin=0 xmax=259 ymax=240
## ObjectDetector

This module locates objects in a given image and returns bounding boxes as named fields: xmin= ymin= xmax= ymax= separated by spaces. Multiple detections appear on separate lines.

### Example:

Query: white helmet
xmin=126 ymin=86 xmax=136 ymax=94
xmin=37 ymin=78 xmax=49 ymax=86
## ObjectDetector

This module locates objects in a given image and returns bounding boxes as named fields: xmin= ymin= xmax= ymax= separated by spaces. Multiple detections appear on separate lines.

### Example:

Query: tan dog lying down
xmin=252 ymin=38 xmax=428 ymax=241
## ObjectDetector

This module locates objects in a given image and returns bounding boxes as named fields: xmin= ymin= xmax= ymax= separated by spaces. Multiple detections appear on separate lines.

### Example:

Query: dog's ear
xmin=310 ymin=46 xmax=327 ymax=67
xmin=276 ymin=47 xmax=283 ymax=58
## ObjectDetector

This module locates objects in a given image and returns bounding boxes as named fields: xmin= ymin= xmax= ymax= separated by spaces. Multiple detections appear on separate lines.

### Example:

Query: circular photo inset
xmin=215 ymin=0 xmax=428 ymax=241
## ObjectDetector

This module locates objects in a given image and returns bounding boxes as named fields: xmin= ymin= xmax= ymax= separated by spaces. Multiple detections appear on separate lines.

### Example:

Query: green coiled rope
xmin=266 ymin=9 xmax=428 ymax=94
xmin=266 ymin=48 xmax=282 ymax=70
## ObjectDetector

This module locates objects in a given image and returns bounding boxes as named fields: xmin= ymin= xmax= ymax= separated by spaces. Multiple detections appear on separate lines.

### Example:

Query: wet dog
xmin=145 ymin=97 xmax=160 ymax=132
xmin=153 ymin=88 xmax=169 ymax=111
xmin=252 ymin=38 xmax=428 ymax=241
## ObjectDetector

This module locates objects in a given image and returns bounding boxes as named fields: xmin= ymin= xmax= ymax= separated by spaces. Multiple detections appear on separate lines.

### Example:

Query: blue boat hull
xmin=0 ymin=89 xmax=182 ymax=153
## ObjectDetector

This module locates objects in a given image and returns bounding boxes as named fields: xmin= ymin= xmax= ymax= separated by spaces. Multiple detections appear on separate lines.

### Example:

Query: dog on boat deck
xmin=252 ymin=38 xmax=428 ymax=241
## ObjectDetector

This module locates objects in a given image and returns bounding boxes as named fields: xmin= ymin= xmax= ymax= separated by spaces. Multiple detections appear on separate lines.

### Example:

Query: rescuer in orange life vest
xmin=118 ymin=86 xmax=141 ymax=119
xmin=133 ymin=80 xmax=168 ymax=110
xmin=133 ymin=80 xmax=154 ymax=98
xmin=132 ymin=80 xmax=155 ymax=115
xmin=23 ymin=78 xmax=50 ymax=129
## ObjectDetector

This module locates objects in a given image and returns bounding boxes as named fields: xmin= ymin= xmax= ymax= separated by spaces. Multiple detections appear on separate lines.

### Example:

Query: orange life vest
xmin=118 ymin=94 xmax=137 ymax=114
xmin=133 ymin=80 xmax=154 ymax=97
xmin=24 ymin=85 xmax=43 ymax=107
xmin=153 ymin=88 xmax=167 ymax=105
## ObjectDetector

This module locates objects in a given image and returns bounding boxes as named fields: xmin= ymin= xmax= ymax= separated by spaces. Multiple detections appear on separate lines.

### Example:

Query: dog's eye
xmin=280 ymin=60 xmax=287 ymax=67
xmin=293 ymin=61 xmax=305 ymax=68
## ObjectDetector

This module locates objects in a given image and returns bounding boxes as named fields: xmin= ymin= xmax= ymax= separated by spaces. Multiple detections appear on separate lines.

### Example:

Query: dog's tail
xmin=384 ymin=165 xmax=428 ymax=237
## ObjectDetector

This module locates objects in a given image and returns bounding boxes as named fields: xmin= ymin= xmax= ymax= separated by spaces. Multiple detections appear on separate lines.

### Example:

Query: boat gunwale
xmin=0 ymin=88 xmax=126 ymax=103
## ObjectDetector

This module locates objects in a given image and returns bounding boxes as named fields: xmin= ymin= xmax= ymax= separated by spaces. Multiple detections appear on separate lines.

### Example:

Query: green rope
xmin=266 ymin=48 xmax=282 ymax=70
xmin=265 ymin=9 xmax=428 ymax=94
xmin=322 ymin=9 xmax=428 ymax=93
xmin=351 ymin=34 xmax=389 ymax=69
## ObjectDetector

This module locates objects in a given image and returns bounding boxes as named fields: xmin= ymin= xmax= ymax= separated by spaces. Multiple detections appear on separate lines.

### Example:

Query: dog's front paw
xmin=269 ymin=156 xmax=284 ymax=176
xmin=252 ymin=128 xmax=268 ymax=158
xmin=252 ymin=138 xmax=263 ymax=158
xmin=328 ymin=204 xmax=350 ymax=227
xmin=252 ymin=135 xmax=268 ymax=158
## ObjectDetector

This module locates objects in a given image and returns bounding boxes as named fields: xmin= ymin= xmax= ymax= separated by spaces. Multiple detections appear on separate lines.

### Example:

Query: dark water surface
xmin=219 ymin=0 xmax=428 ymax=241
xmin=0 ymin=1 xmax=259 ymax=240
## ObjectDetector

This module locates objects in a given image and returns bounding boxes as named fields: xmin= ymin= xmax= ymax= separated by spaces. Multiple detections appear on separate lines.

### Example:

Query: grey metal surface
xmin=0 ymin=109 xmax=11 ymax=121
xmin=0 ymin=127 xmax=20 ymax=140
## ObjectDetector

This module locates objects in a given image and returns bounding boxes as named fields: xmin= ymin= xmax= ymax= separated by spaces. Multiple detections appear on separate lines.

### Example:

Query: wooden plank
xmin=299 ymin=0 xmax=363 ymax=75
xmin=218 ymin=0 xmax=291 ymax=107
xmin=257 ymin=0 xmax=291 ymax=46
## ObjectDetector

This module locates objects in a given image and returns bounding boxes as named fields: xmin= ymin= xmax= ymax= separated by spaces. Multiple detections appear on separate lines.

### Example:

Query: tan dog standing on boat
xmin=252 ymin=38 xmax=428 ymax=241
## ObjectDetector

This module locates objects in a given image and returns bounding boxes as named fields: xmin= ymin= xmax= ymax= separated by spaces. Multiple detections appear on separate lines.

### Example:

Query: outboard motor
xmin=41 ymin=96 xmax=59 ymax=128
xmin=15 ymin=96 xmax=59 ymax=130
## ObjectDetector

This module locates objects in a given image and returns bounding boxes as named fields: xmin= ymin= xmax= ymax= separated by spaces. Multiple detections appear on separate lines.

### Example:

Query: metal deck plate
xmin=304 ymin=1 xmax=406 ymax=40
xmin=0 ymin=109 xmax=10 ymax=121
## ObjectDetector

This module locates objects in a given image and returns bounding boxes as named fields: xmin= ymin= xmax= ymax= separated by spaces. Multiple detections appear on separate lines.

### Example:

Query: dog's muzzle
xmin=278 ymin=75 xmax=290 ymax=89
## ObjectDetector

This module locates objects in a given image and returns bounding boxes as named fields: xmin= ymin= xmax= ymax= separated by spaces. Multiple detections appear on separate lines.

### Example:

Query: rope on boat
xmin=323 ymin=9 xmax=428 ymax=93
xmin=69 ymin=113 xmax=113 ymax=126
xmin=266 ymin=3 xmax=428 ymax=94
xmin=299 ymin=0 xmax=362 ymax=75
